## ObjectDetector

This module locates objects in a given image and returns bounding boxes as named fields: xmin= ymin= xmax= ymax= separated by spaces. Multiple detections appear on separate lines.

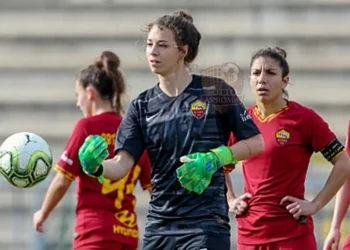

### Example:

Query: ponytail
xmin=80 ymin=50 xmax=126 ymax=114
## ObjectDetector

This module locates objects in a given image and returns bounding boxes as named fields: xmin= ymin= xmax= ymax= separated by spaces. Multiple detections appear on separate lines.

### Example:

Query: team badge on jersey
xmin=275 ymin=129 xmax=290 ymax=146
xmin=191 ymin=100 xmax=207 ymax=119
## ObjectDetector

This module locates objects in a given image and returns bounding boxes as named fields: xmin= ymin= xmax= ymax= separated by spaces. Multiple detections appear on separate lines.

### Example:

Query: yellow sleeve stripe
xmin=142 ymin=184 xmax=152 ymax=191
xmin=54 ymin=165 xmax=77 ymax=182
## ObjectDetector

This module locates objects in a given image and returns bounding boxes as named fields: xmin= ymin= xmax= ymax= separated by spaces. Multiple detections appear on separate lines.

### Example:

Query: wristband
xmin=89 ymin=165 xmax=105 ymax=184
xmin=211 ymin=146 xmax=238 ymax=166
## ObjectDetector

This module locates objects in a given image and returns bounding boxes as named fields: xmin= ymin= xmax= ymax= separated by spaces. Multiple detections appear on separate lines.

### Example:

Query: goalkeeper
xmin=78 ymin=10 xmax=264 ymax=250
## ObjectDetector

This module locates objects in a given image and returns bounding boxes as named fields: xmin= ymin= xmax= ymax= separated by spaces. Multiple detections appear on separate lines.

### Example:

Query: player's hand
xmin=176 ymin=151 xmax=220 ymax=194
xmin=78 ymin=135 xmax=109 ymax=181
xmin=176 ymin=146 xmax=238 ymax=194
xmin=228 ymin=193 xmax=252 ymax=215
xmin=323 ymin=228 xmax=341 ymax=250
xmin=280 ymin=196 xmax=319 ymax=219
xmin=33 ymin=210 xmax=45 ymax=233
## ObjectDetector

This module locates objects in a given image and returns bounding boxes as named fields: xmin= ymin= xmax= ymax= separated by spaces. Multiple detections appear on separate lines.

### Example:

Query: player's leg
xmin=175 ymin=233 xmax=231 ymax=250
xmin=141 ymin=234 xmax=176 ymax=250
xmin=342 ymin=234 xmax=350 ymax=250
xmin=271 ymin=233 xmax=317 ymax=250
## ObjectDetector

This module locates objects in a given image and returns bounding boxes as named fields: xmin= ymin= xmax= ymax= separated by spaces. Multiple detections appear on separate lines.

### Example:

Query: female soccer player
xmin=323 ymin=121 xmax=350 ymax=250
xmin=32 ymin=51 xmax=152 ymax=250
xmin=225 ymin=47 xmax=350 ymax=250
xmin=77 ymin=10 xmax=265 ymax=250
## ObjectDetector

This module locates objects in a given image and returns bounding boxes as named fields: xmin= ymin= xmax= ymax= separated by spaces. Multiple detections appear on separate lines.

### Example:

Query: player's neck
xmin=256 ymin=98 xmax=288 ymax=117
xmin=158 ymin=67 xmax=192 ymax=97
xmin=92 ymin=101 xmax=114 ymax=116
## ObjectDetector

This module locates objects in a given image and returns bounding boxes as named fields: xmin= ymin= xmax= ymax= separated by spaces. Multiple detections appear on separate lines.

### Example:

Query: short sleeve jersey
xmin=228 ymin=101 xmax=342 ymax=244
xmin=54 ymin=112 xmax=151 ymax=247
xmin=115 ymin=74 xmax=260 ymax=235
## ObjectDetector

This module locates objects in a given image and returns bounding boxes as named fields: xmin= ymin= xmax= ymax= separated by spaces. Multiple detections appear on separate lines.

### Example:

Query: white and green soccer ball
xmin=0 ymin=132 xmax=53 ymax=188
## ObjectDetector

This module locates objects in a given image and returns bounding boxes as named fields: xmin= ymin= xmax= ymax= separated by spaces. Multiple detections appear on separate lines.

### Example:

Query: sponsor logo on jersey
xmin=61 ymin=151 xmax=73 ymax=165
xmin=240 ymin=110 xmax=252 ymax=122
xmin=275 ymin=129 xmax=290 ymax=146
xmin=191 ymin=100 xmax=207 ymax=119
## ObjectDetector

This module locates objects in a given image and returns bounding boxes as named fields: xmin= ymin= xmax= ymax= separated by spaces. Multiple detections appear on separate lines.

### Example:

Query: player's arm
xmin=79 ymin=100 xmax=145 ymax=181
xmin=228 ymin=134 xmax=263 ymax=161
xmin=138 ymin=151 xmax=152 ymax=195
xmin=100 ymin=150 xmax=152 ymax=191
xmin=225 ymin=172 xmax=251 ymax=214
xmin=282 ymin=113 xmax=350 ymax=218
xmin=34 ymin=120 xmax=88 ymax=232
xmin=307 ymin=113 xmax=350 ymax=213
xmin=224 ymin=133 xmax=253 ymax=214
xmin=323 ymin=122 xmax=350 ymax=250
xmin=225 ymin=93 xmax=264 ymax=160
xmin=311 ymin=149 xmax=350 ymax=213
xmin=100 ymin=150 xmax=135 ymax=180
xmin=327 ymin=122 xmax=350 ymax=231
xmin=323 ymin=176 xmax=349 ymax=250
xmin=176 ymin=86 xmax=263 ymax=194
xmin=323 ymin=166 xmax=350 ymax=250
xmin=224 ymin=133 xmax=237 ymax=200
xmin=329 ymin=173 xmax=350 ymax=229
xmin=225 ymin=172 xmax=236 ymax=200
xmin=37 ymin=173 xmax=72 ymax=223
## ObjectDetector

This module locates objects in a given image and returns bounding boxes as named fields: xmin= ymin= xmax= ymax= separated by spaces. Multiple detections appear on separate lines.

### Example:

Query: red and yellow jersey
xmin=54 ymin=112 xmax=151 ymax=248
xmin=227 ymin=101 xmax=341 ymax=244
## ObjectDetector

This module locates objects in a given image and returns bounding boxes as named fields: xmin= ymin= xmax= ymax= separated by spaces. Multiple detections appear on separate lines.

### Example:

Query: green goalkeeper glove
xmin=176 ymin=146 xmax=237 ymax=194
xmin=78 ymin=135 xmax=109 ymax=184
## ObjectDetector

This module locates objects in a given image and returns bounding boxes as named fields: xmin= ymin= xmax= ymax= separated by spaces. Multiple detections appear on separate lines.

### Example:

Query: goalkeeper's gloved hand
xmin=176 ymin=146 xmax=237 ymax=194
xmin=78 ymin=135 xmax=109 ymax=184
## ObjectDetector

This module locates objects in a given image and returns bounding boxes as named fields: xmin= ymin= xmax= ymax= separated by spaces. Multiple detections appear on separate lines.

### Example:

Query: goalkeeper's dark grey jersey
xmin=115 ymin=74 xmax=260 ymax=236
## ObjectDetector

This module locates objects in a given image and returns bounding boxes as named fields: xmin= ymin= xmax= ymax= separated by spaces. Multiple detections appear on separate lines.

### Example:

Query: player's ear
xmin=181 ymin=44 xmax=189 ymax=59
xmin=86 ymin=86 xmax=95 ymax=100
xmin=282 ymin=76 xmax=289 ymax=88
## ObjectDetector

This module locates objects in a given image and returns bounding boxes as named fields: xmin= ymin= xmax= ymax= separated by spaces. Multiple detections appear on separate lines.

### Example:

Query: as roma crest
xmin=191 ymin=100 xmax=207 ymax=119
xmin=275 ymin=129 xmax=290 ymax=146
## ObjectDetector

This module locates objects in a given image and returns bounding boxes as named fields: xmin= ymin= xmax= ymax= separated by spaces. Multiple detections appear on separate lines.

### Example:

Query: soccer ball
xmin=0 ymin=132 xmax=53 ymax=188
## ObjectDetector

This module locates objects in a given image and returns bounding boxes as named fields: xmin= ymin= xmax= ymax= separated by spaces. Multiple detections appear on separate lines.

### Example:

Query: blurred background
xmin=0 ymin=0 xmax=349 ymax=249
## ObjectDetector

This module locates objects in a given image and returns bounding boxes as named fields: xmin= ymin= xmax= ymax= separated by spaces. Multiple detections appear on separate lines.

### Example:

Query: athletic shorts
xmin=141 ymin=233 xmax=230 ymax=250
xmin=73 ymin=241 xmax=137 ymax=250
xmin=237 ymin=234 xmax=317 ymax=250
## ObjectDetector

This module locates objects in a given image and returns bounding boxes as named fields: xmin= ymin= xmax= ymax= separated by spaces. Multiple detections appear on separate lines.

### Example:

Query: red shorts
xmin=343 ymin=234 xmax=350 ymax=250
xmin=73 ymin=241 xmax=137 ymax=250
xmin=237 ymin=234 xmax=317 ymax=250
xmin=73 ymin=213 xmax=139 ymax=250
